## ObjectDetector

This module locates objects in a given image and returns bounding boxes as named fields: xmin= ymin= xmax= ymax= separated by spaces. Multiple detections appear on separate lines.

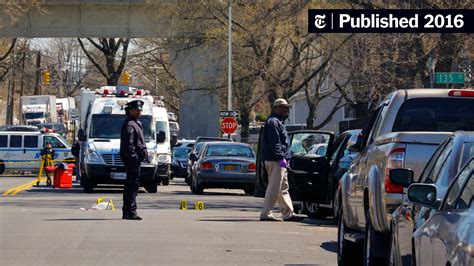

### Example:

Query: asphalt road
xmin=1 ymin=175 xmax=338 ymax=265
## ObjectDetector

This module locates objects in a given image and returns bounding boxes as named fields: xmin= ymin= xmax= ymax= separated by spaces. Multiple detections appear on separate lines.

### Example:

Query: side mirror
xmin=156 ymin=131 xmax=166 ymax=143
xmin=389 ymin=169 xmax=414 ymax=188
xmin=347 ymin=133 xmax=363 ymax=152
xmin=407 ymin=184 xmax=438 ymax=207
xmin=189 ymin=153 xmax=198 ymax=161
xmin=78 ymin=129 xmax=86 ymax=141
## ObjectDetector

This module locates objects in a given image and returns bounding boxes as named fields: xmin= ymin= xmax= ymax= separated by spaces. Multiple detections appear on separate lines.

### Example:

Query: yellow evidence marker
xmin=180 ymin=200 xmax=187 ymax=210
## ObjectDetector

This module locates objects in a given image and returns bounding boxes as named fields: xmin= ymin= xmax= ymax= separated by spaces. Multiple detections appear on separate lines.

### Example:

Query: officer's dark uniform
xmin=120 ymin=100 xmax=149 ymax=220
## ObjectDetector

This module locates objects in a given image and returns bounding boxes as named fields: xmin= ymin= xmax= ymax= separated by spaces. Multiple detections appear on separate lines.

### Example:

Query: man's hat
xmin=125 ymin=100 xmax=144 ymax=111
xmin=272 ymin=98 xmax=291 ymax=108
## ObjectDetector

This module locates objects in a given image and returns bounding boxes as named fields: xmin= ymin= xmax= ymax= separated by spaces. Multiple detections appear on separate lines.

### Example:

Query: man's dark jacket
xmin=120 ymin=116 xmax=149 ymax=165
xmin=260 ymin=113 xmax=291 ymax=161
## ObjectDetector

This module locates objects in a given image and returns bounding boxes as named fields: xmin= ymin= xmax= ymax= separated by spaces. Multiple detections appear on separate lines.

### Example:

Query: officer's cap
xmin=125 ymin=100 xmax=144 ymax=111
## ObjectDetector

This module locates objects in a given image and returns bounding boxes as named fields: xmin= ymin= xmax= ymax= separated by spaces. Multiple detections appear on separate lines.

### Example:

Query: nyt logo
xmin=314 ymin=14 xmax=326 ymax=29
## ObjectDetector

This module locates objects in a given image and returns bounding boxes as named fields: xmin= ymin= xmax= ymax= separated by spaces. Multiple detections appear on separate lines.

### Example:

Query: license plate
xmin=224 ymin=165 xmax=236 ymax=171
xmin=111 ymin=172 xmax=127 ymax=180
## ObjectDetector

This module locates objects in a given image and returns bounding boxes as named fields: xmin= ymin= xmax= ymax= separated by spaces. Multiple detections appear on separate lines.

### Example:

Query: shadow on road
xmin=298 ymin=218 xmax=337 ymax=228
xmin=198 ymin=218 xmax=259 ymax=222
xmin=320 ymin=241 xmax=338 ymax=253
xmin=44 ymin=218 xmax=121 ymax=221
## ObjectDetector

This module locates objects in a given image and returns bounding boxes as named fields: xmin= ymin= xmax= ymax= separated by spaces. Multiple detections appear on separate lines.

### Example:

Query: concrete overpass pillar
xmin=168 ymin=45 xmax=224 ymax=139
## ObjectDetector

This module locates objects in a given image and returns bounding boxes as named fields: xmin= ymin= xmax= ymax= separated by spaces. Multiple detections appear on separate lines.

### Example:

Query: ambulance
xmin=0 ymin=131 xmax=73 ymax=174
xmin=77 ymin=86 xmax=161 ymax=193
xmin=152 ymin=100 xmax=171 ymax=186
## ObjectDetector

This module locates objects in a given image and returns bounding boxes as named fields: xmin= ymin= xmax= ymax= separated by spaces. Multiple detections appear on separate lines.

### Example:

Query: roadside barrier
xmin=180 ymin=200 xmax=205 ymax=210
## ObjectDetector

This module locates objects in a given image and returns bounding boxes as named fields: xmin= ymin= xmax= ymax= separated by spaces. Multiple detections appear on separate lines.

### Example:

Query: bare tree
xmin=77 ymin=38 xmax=130 ymax=86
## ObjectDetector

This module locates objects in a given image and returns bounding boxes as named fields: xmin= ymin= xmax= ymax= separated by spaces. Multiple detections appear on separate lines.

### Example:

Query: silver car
xmin=389 ymin=131 xmax=474 ymax=265
xmin=407 ymin=158 xmax=474 ymax=266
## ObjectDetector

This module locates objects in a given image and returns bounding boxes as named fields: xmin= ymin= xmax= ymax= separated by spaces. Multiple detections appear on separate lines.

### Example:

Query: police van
xmin=152 ymin=102 xmax=171 ymax=185
xmin=77 ymin=86 xmax=161 ymax=193
xmin=0 ymin=131 xmax=73 ymax=175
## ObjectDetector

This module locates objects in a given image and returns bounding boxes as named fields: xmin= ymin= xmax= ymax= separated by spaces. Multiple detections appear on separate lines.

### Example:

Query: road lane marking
xmin=2 ymin=178 xmax=45 ymax=196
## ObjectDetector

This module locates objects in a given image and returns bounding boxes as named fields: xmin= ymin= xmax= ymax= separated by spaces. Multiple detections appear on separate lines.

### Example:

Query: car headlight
xmin=157 ymin=154 xmax=171 ymax=164
xmin=148 ymin=151 xmax=158 ymax=164
xmin=86 ymin=149 xmax=102 ymax=163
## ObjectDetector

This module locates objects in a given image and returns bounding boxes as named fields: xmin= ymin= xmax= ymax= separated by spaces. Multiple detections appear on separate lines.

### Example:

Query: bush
xmin=256 ymin=113 xmax=267 ymax=122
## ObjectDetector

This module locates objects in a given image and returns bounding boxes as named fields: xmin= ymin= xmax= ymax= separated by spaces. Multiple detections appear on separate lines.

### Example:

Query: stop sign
xmin=220 ymin=117 xmax=238 ymax=134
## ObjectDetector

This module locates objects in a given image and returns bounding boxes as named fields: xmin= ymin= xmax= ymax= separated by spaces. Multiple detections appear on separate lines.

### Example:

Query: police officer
xmin=120 ymin=100 xmax=149 ymax=220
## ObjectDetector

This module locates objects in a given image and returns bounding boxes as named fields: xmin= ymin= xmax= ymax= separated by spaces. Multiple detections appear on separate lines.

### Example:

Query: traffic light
xmin=120 ymin=71 xmax=131 ymax=85
xmin=42 ymin=71 xmax=51 ymax=84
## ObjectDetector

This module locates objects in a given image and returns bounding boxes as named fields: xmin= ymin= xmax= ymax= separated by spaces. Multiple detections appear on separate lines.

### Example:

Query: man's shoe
xmin=122 ymin=215 xmax=142 ymax=220
xmin=259 ymin=216 xmax=282 ymax=222
xmin=283 ymin=215 xmax=305 ymax=222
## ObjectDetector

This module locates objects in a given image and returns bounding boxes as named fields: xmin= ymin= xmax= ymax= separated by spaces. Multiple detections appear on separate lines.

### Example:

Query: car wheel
xmin=190 ymin=175 xmax=196 ymax=194
xmin=337 ymin=210 xmax=362 ymax=266
xmin=303 ymin=202 xmax=330 ymax=219
xmin=83 ymin=178 xmax=94 ymax=193
xmin=243 ymin=187 xmax=254 ymax=196
xmin=194 ymin=178 xmax=204 ymax=195
xmin=0 ymin=161 xmax=5 ymax=175
xmin=146 ymin=183 xmax=158 ymax=193
xmin=364 ymin=209 xmax=389 ymax=266
xmin=161 ymin=175 xmax=170 ymax=186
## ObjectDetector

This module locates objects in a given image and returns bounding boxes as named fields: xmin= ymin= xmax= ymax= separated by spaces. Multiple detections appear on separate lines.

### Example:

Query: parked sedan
xmin=407 ymin=158 xmax=474 ymax=266
xmin=389 ymin=131 xmax=474 ymax=265
xmin=189 ymin=142 xmax=256 ymax=195
xmin=171 ymin=147 xmax=191 ymax=179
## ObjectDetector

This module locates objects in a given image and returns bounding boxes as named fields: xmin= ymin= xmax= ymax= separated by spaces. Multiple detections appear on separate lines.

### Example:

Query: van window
xmin=24 ymin=136 xmax=39 ymax=148
xmin=10 ymin=135 xmax=22 ymax=148
xmin=44 ymin=136 xmax=66 ymax=148
xmin=0 ymin=135 xmax=7 ymax=147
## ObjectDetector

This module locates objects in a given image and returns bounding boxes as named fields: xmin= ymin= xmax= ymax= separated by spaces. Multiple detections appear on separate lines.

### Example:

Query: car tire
xmin=338 ymin=213 xmax=358 ymax=265
xmin=364 ymin=209 xmax=389 ymax=266
xmin=195 ymin=180 xmax=204 ymax=195
xmin=303 ymin=202 xmax=331 ymax=219
xmin=243 ymin=187 xmax=254 ymax=196
xmin=83 ymin=178 xmax=94 ymax=193
xmin=161 ymin=175 xmax=170 ymax=186
xmin=146 ymin=183 xmax=158 ymax=193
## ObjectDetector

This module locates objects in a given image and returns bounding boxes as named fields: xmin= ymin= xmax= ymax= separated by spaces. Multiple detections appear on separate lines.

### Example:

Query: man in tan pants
xmin=259 ymin=99 xmax=304 ymax=222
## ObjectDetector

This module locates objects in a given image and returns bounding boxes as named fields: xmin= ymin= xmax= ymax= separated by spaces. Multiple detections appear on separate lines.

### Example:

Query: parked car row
xmin=250 ymin=89 xmax=474 ymax=266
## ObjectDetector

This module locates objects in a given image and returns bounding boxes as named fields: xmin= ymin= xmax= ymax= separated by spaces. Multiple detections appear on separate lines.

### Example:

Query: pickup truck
xmin=337 ymin=89 xmax=474 ymax=265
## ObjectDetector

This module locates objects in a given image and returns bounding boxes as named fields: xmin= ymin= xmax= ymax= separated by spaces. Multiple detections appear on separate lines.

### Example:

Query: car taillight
xmin=201 ymin=162 xmax=213 ymax=170
xmin=248 ymin=163 xmax=256 ymax=172
xmin=385 ymin=147 xmax=405 ymax=193
xmin=448 ymin=90 xmax=474 ymax=97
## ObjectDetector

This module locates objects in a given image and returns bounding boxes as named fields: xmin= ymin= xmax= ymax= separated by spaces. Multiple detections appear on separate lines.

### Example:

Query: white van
xmin=0 ymin=131 xmax=73 ymax=174
xmin=153 ymin=105 xmax=171 ymax=185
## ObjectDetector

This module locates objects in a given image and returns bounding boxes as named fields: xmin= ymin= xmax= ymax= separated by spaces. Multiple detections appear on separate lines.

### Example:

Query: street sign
xmin=219 ymin=110 xmax=239 ymax=117
xmin=435 ymin=72 xmax=465 ymax=84
xmin=220 ymin=117 xmax=238 ymax=134
xmin=68 ymin=108 xmax=79 ymax=121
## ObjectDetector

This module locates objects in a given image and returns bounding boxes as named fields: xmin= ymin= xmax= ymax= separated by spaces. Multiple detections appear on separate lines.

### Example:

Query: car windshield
xmin=90 ymin=114 xmax=154 ymax=140
xmin=54 ymin=124 xmax=66 ymax=131
xmin=205 ymin=145 xmax=255 ymax=158
xmin=25 ymin=112 xmax=44 ymax=119
xmin=173 ymin=148 xmax=189 ymax=159
xmin=169 ymin=122 xmax=179 ymax=131
xmin=393 ymin=98 xmax=474 ymax=132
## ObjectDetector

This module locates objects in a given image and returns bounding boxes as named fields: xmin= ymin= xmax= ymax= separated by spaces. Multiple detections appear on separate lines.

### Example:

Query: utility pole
xmin=34 ymin=50 xmax=42 ymax=95
xmin=227 ymin=0 xmax=232 ymax=111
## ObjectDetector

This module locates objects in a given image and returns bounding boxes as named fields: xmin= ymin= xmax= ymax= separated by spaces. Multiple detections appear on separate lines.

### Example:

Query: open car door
xmin=255 ymin=127 xmax=335 ymax=203
xmin=287 ymin=131 xmax=334 ymax=203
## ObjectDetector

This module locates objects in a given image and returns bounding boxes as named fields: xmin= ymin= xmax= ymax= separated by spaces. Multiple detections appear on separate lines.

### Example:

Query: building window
xmin=343 ymin=104 xmax=356 ymax=120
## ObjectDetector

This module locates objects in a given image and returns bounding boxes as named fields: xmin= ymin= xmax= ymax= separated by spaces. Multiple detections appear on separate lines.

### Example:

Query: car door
xmin=286 ymin=130 xmax=334 ymax=203
xmin=415 ymin=159 xmax=474 ymax=266
xmin=23 ymin=135 xmax=40 ymax=170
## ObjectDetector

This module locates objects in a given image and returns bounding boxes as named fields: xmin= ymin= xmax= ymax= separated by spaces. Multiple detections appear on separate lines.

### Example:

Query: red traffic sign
xmin=220 ymin=117 xmax=238 ymax=134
